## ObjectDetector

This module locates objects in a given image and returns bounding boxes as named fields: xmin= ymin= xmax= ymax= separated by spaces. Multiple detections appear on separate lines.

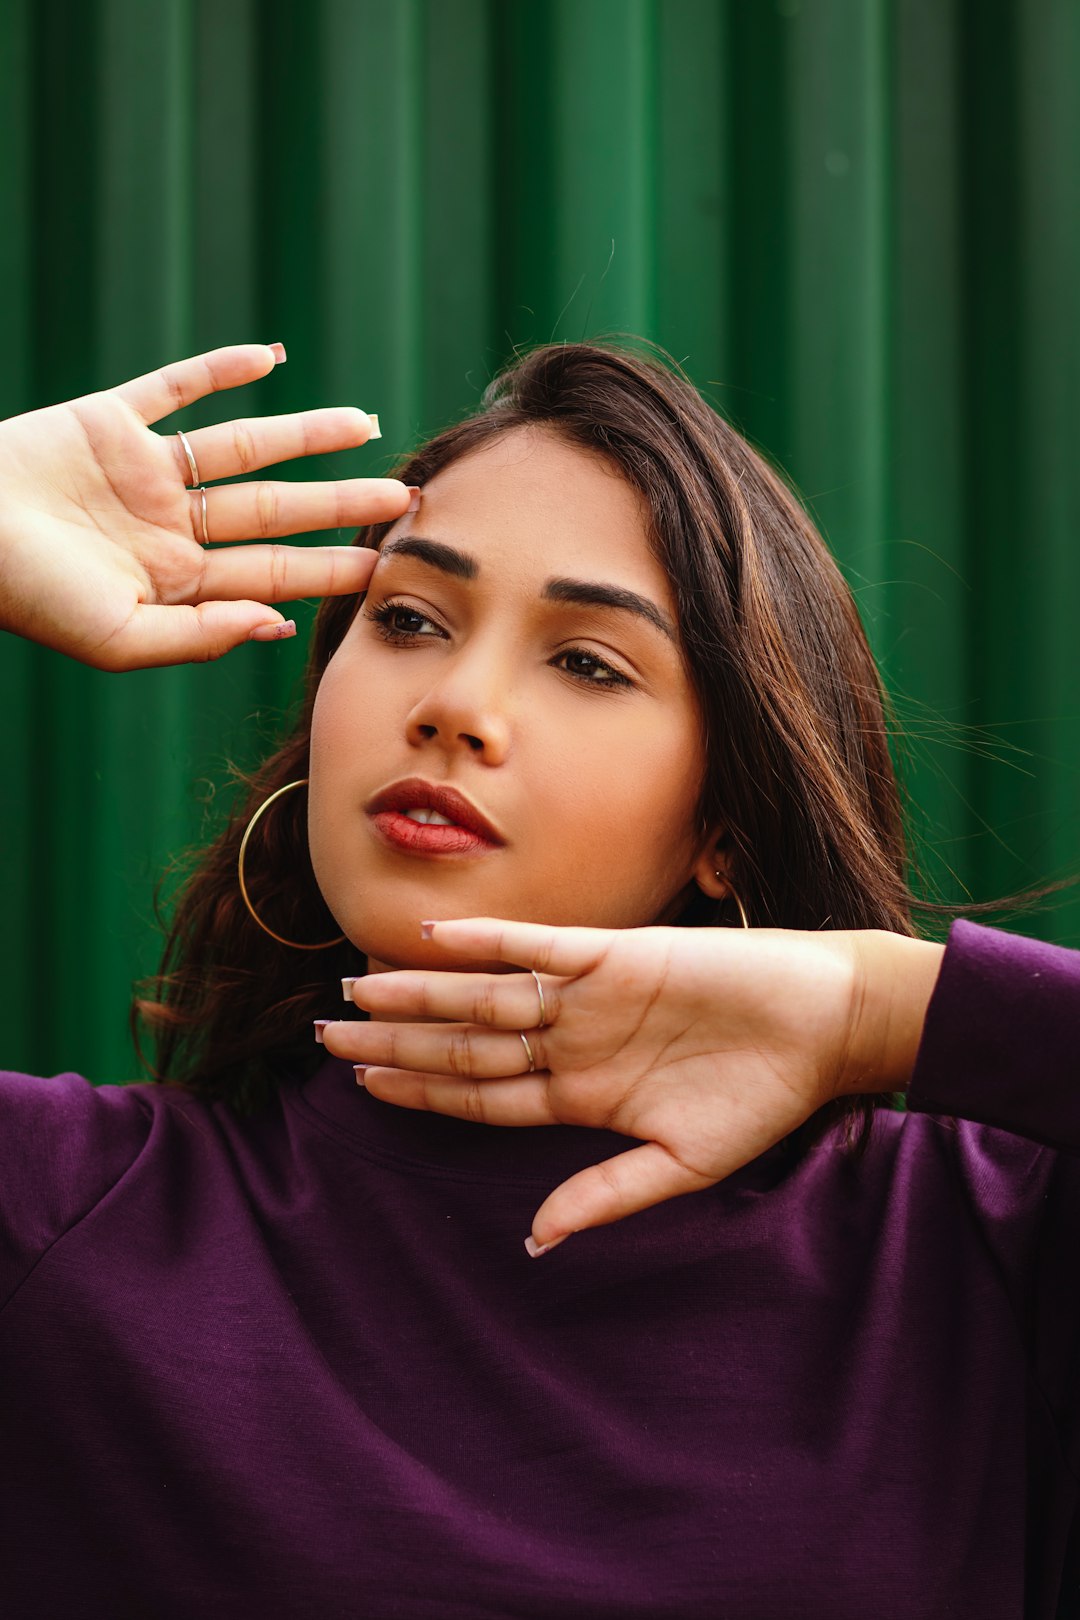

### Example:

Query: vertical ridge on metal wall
xmin=887 ymin=0 xmax=968 ymax=910
xmin=1017 ymin=0 xmax=1080 ymax=919
xmin=0 ymin=1 xmax=34 ymax=1062
xmin=1 ymin=0 xmax=1077 ymax=1083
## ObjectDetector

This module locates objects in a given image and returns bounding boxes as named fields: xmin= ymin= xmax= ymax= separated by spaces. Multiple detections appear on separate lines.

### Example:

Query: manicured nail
xmin=247 ymin=620 xmax=296 ymax=642
xmin=366 ymin=413 xmax=381 ymax=440
xmin=342 ymin=976 xmax=358 ymax=1002
xmin=525 ymin=1234 xmax=569 ymax=1258
xmin=419 ymin=920 xmax=435 ymax=939
xmin=406 ymin=486 xmax=421 ymax=512
xmin=268 ymin=342 xmax=287 ymax=364
xmin=314 ymin=1020 xmax=330 ymax=1043
xmin=354 ymin=1065 xmax=368 ymax=1088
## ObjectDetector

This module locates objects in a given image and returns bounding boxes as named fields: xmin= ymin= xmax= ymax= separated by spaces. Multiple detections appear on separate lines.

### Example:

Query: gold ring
xmin=531 ymin=969 xmax=547 ymax=1028
xmin=519 ymin=1031 xmax=537 ymax=1073
xmin=176 ymin=428 xmax=201 ymax=488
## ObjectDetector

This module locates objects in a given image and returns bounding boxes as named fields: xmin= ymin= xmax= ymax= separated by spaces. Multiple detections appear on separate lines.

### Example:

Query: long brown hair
xmin=135 ymin=340 xmax=915 ymax=1148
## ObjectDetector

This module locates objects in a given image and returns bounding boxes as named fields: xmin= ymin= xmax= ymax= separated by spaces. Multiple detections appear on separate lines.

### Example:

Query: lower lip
xmin=370 ymin=810 xmax=500 ymax=857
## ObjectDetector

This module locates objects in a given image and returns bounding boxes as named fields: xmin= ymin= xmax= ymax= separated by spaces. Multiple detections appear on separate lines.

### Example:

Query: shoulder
xmin=0 ymin=1066 xmax=155 ymax=1151
xmin=0 ymin=1066 xmax=247 ymax=1136
xmin=0 ymin=1069 xmax=227 ymax=1309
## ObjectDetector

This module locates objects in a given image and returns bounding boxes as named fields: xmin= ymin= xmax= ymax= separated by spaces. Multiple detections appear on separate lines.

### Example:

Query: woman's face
xmin=308 ymin=427 xmax=714 ymax=970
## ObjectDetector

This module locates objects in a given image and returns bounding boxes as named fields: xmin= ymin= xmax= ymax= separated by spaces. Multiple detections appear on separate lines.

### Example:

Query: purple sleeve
xmin=907 ymin=919 xmax=1080 ymax=1151
xmin=0 ymin=1070 xmax=152 ymax=1311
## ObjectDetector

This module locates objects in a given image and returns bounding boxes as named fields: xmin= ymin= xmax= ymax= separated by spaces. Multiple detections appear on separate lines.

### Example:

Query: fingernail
xmin=524 ymin=1234 xmax=569 ymax=1258
xmin=314 ymin=1020 xmax=330 ymax=1043
xmin=342 ymin=976 xmax=358 ymax=1002
xmin=419 ymin=920 xmax=435 ymax=940
xmin=354 ymin=1065 xmax=368 ymax=1088
xmin=268 ymin=342 xmax=287 ymax=364
xmin=406 ymin=486 xmax=421 ymax=513
xmin=366 ymin=413 xmax=381 ymax=440
xmin=247 ymin=620 xmax=296 ymax=642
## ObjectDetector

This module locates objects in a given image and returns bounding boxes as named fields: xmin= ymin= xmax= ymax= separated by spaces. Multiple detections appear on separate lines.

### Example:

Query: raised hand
xmin=0 ymin=342 xmax=411 ymax=669
xmin=323 ymin=919 xmax=944 ymax=1253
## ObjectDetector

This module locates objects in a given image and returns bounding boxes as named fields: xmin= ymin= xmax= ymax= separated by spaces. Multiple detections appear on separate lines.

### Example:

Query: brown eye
xmin=554 ymin=649 xmax=632 ymax=689
xmin=385 ymin=607 xmax=428 ymax=635
xmin=366 ymin=601 xmax=446 ymax=642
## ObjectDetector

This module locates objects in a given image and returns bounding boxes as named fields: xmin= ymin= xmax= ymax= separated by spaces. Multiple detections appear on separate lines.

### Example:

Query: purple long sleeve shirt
xmin=1 ymin=919 xmax=1078 ymax=1618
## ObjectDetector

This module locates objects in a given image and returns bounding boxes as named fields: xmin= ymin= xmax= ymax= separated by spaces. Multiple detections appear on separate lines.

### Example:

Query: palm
xmin=4 ymin=395 xmax=204 ymax=657
xmin=61 ymin=397 xmax=202 ymax=551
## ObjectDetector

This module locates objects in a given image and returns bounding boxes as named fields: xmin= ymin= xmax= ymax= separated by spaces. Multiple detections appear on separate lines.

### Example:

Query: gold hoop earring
xmin=237 ymin=778 xmax=346 ymax=950
xmin=715 ymin=873 xmax=750 ymax=930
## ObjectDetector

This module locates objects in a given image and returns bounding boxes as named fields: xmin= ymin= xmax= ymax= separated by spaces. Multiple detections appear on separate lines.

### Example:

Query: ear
xmin=691 ymin=828 xmax=734 ymax=902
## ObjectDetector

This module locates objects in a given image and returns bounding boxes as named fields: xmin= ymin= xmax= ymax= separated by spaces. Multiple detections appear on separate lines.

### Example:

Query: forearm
xmin=835 ymin=931 xmax=946 ymax=1098
xmin=839 ymin=919 xmax=1080 ymax=1158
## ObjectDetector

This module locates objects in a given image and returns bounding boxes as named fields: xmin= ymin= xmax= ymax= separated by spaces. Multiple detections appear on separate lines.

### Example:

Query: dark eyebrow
xmin=378 ymin=536 xmax=477 ymax=580
xmin=377 ymin=535 xmax=676 ymax=643
xmin=542 ymin=578 xmax=678 ymax=643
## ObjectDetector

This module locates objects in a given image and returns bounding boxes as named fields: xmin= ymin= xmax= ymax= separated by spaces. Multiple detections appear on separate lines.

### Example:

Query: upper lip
xmin=366 ymin=778 xmax=505 ymax=844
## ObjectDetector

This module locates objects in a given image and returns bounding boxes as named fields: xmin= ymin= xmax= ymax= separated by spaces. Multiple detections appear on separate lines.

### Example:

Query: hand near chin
xmin=326 ymin=919 xmax=940 ymax=1253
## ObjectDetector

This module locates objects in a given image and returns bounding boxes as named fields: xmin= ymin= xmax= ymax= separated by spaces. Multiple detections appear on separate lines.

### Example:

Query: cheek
xmin=310 ymin=639 xmax=400 ymax=779
xmin=307 ymin=654 xmax=380 ymax=875
xmin=309 ymin=661 xmax=354 ymax=805
xmin=306 ymin=680 xmax=340 ymax=896
xmin=520 ymin=706 xmax=705 ymax=915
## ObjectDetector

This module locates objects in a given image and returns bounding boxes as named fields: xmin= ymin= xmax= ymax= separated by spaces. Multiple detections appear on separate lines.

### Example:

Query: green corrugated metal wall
xmin=1 ymin=0 xmax=1078 ymax=1082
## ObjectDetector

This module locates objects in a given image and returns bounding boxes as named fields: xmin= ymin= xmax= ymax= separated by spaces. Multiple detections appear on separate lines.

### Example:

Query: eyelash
xmin=364 ymin=599 xmax=634 ymax=690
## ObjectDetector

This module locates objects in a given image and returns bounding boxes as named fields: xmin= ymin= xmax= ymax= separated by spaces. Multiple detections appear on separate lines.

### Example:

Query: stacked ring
xmin=177 ymin=429 xmax=211 ymax=546
xmin=517 ymin=971 xmax=549 ymax=1073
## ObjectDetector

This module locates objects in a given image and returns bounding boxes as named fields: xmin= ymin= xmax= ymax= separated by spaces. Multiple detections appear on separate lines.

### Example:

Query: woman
xmin=1 ymin=341 xmax=1076 ymax=1618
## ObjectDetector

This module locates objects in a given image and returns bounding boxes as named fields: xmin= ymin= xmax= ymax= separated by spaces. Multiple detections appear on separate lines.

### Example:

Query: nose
xmin=404 ymin=643 xmax=512 ymax=765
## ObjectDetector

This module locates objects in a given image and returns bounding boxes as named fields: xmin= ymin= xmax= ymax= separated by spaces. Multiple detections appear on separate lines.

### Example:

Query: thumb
xmin=524 ymin=1142 xmax=714 ymax=1257
xmin=110 ymin=600 xmax=297 ymax=669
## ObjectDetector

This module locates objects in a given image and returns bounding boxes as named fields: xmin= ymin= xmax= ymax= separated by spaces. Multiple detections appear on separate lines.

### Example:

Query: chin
xmin=342 ymin=920 xmax=423 ymax=970
xmin=341 ymin=916 xmax=506 ymax=975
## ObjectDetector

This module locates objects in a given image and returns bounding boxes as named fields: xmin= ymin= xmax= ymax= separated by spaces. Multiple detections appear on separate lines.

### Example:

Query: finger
xmin=352 ymin=969 xmax=560 ymax=1029
xmin=326 ymin=1020 xmax=547 ymax=1080
xmin=527 ymin=1143 xmax=715 ymax=1253
xmin=91 ymin=600 xmax=301 ymax=671
xmin=200 ymin=543 xmax=378 ymax=603
xmin=113 ymin=343 xmax=282 ymax=424
xmin=176 ymin=406 xmax=379 ymax=483
xmin=419 ymin=917 xmax=614 ymax=978
xmin=359 ymin=1066 xmax=558 ymax=1127
xmin=200 ymin=477 xmax=409 ymax=541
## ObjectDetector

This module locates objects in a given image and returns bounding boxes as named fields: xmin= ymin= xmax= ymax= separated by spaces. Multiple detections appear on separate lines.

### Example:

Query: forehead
xmin=382 ymin=426 xmax=671 ymax=601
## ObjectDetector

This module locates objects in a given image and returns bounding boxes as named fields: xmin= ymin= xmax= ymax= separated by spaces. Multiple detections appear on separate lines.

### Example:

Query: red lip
xmin=366 ymin=777 xmax=505 ymax=853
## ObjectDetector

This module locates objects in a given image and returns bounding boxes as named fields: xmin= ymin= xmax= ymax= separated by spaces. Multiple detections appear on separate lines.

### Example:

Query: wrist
xmin=836 ymin=931 xmax=946 ymax=1097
